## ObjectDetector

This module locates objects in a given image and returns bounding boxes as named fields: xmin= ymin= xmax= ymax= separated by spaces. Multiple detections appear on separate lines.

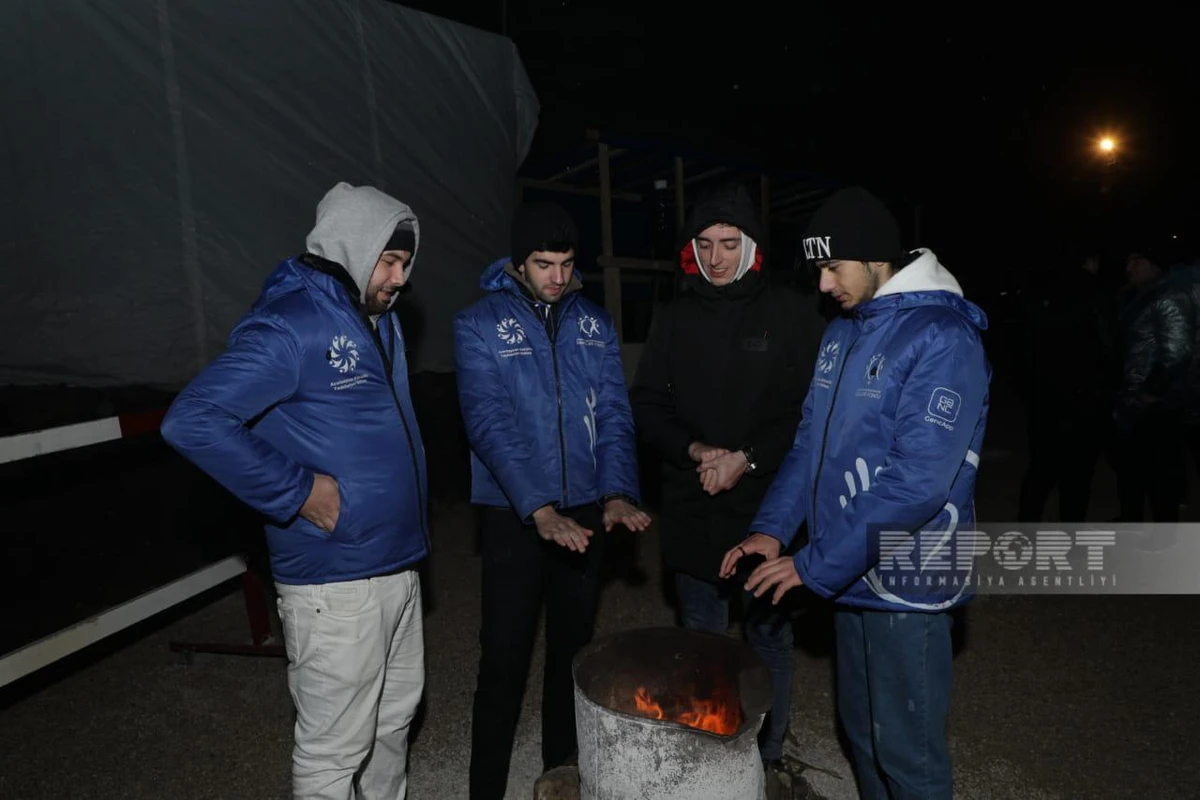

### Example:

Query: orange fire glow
xmin=633 ymin=686 xmax=740 ymax=735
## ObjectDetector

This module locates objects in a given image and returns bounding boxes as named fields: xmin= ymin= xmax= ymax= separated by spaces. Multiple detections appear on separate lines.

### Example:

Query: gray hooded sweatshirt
xmin=304 ymin=182 xmax=420 ymax=321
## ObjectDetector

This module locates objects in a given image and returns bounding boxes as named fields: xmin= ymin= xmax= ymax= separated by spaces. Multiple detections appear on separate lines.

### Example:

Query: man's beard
xmin=365 ymin=286 xmax=399 ymax=315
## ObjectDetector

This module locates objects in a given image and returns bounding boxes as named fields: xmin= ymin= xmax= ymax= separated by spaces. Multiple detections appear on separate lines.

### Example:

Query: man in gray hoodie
xmin=162 ymin=182 xmax=429 ymax=799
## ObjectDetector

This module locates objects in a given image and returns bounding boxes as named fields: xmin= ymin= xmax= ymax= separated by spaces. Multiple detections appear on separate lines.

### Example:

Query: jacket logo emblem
xmin=927 ymin=387 xmax=961 ymax=424
xmin=817 ymin=340 xmax=840 ymax=374
xmin=327 ymin=334 xmax=359 ymax=374
xmin=840 ymin=457 xmax=883 ymax=509
xmin=496 ymin=317 xmax=526 ymax=345
xmin=582 ymin=387 xmax=598 ymax=468
xmin=924 ymin=387 xmax=962 ymax=430
xmin=865 ymin=353 xmax=885 ymax=382
xmin=578 ymin=314 xmax=600 ymax=338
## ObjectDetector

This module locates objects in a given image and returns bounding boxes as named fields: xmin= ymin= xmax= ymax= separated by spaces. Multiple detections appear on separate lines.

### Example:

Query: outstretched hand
xmin=718 ymin=532 xmax=782 ymax=579
xmin=602 ymin=498 xmax=652 ymax=532
xmin=744 ymin=555 xmax=804 ymax=605
xmin=532 ymin=506 xmax=593 ymax=553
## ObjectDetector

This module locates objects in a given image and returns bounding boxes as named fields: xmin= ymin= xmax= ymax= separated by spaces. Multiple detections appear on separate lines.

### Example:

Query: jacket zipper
xmin=542 ymin=302 xmax=570 ymax=508
xmin=810 ymin=329 xmax=860 ymax=527
xmin=364 ymin=314 xmax=429 ymax=545
xmin=311 ymin=263 xmax=428 ymax=548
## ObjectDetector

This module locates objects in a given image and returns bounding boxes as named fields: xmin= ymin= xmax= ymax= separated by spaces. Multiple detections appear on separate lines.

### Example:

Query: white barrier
xmin=0 ymin=411 xmax=252 ymax=689
xmin=0 ymin=409 xmax=166 ymax=464
xmin=0 ymin=555 xmax=247 ymax=689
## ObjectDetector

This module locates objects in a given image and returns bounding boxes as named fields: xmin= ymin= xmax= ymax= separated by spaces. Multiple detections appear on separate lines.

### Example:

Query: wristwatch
xmin=741 ymin=447 xmax=757 ymax=473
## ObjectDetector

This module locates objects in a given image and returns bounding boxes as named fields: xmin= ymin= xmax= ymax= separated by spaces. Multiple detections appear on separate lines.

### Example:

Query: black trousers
xmin=1114 ymin=412 xmax=1186 ymax=522
xmin=468 ymin=503 xmax=605 ymax=800
xmin=1018 ymin=409 xmax=1100 ymax=522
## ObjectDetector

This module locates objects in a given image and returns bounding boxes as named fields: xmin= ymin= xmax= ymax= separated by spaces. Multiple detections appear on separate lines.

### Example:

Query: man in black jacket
xmin=1113 ymin=247 xmax=1195 ymax=521
xmin=630 ymin=181 xmax=826 ymax=771
xmin=1016 ymin=254 xmax=1109 ymax=522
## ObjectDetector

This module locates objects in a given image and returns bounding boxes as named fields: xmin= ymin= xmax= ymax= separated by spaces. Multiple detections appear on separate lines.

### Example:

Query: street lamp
xmin=1095 ymin=135 xmax=1118 ymax=195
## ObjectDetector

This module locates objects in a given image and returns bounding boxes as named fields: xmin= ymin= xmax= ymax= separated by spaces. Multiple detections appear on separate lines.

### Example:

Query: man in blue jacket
xmin=720 ymin=187 xmax=990 ymax=800
xmin=161 ymin=182 xmax=429 ymax=800
xmin=454 ymin=202 xmax=650 ymax=799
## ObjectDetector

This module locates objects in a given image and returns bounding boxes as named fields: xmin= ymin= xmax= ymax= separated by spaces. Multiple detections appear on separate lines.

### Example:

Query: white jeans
xmin=275 ymin=570 xmax=425 ymax=800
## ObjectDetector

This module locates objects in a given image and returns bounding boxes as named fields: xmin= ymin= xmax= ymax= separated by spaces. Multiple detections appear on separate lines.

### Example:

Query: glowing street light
xmin=1098 ymin=136 xmax=1117 ymax=165
xmin=1094 ymin=135 xmax=1119 ymax=193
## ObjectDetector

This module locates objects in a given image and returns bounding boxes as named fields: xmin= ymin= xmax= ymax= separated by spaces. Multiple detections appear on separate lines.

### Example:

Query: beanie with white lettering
xmin=802 ymin=187 xmax=903 ymax=264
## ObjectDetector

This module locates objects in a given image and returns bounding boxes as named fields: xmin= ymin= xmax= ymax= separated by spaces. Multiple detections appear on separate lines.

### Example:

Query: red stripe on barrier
xmin=0 ymin=408 xmax=170 ymax=465
xmin=118 ymin=408 xmax=167 ymax=438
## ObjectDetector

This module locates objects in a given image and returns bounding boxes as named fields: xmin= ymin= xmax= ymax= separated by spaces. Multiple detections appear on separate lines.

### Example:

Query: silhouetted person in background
xmin=1113 ymin=247 xmax=1194 ymax=521
xmin=1016 ymin=254 xmax=1108 ymax=521
xmin=1165 ymin=254 xmax=1200 ymax=472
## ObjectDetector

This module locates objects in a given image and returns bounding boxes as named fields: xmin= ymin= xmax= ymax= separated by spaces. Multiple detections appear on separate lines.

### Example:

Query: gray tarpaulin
xmin=0 ymin=0 xmax=538 ymax=388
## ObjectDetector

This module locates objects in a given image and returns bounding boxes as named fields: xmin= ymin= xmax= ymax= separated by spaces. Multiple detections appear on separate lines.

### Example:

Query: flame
xmin=633 ymin=686 xmax=740 ymax=735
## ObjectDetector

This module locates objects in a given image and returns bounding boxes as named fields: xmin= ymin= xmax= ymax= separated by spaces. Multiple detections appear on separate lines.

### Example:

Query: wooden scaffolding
xmin=515 ymin=128 xmax=842 ymax=349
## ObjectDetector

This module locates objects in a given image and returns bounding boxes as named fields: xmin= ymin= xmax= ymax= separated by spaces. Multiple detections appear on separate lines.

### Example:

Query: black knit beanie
xmin=511 ymin=202 xmax=578 ymax=268
xmin=384 ymin=221 xmax=416 ymax=254
xmin=803 ymin=187 xmax=903 ymax=264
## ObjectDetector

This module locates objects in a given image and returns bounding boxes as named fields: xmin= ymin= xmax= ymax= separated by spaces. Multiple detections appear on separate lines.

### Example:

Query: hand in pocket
xmin=300 ymin=474 xmax=340 ymax=532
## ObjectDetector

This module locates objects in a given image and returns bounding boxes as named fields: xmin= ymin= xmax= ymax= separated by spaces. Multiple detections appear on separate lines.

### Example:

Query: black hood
xmin=679 ymin=182 xmax=764 ymax=248
xmin=677 ymin=181 xmax=766 ymax=297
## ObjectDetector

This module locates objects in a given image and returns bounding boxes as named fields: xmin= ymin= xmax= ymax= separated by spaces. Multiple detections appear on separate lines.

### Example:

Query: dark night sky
xmin=406 ymin=1 xmax=1198 ymax=281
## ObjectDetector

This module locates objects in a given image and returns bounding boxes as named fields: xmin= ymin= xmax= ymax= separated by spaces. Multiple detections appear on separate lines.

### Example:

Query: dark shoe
xmin=533 ymin=765 xmax=581 ymax=800
xmin=762 ymin=760 xmax=788 ymax=800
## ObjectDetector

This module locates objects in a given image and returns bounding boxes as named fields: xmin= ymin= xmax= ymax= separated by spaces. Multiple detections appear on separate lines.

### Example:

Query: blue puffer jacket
xmin=750 ymin=250 xmax=991 ymax=612
xmin=161 ymin=256 xmax=428 ymax=585
xmin=454 ymin=258 xmax=640 ymax=520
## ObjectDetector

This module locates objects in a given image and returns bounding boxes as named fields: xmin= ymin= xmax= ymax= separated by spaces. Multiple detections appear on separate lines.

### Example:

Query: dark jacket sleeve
xmin=741 ymin=291 xmax=824 ymax=474
xmin=1152 ymin=286 xmax=1195 ymax=408
xmin=1119 ymin=283 xmax=1194 ymax=418
xmin=629 ymin=302 xmax=695 ymax=469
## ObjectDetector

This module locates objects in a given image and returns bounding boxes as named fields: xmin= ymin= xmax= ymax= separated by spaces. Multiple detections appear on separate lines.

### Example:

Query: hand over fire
xmin=532 ymin=506 xmax=593 ymax=553
xmin=719 ymin=533 xmax=802 ymax=604
xmin=718 ymin=532 xmax=781 ymax=579
xmin=602 ymin=498 xmax=652 ymax=532
xmin=744 ymin=555 xmax=803 ymax=605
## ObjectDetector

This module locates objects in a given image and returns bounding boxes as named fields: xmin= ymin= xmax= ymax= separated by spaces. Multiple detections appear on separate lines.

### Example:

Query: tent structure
xmin=0 ymin=0 xmax=538 ymax=388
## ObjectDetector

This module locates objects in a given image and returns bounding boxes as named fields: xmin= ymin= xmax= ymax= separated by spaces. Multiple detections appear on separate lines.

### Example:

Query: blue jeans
xmin=834 ymin=608 xmax=954 ymax=800
xmin=673 ymin=571 xmax=794 ymax=762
